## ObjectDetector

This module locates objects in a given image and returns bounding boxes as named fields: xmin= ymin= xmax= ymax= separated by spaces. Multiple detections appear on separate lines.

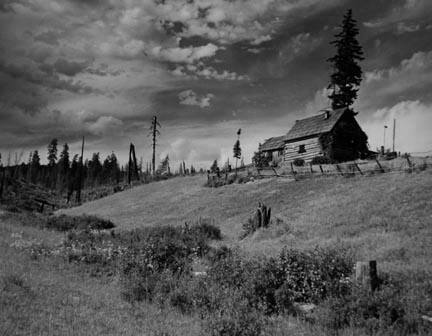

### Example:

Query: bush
xmin=45 ymin=214 xmax=115 ymax=232
xmin=120 ymin=225 xmax=219 ymax=302
xmin=277 ymin=247 xmax=353 ymax=303
xmin=187 ymin=220 xmax=222 ymax=241
xmin=202 ymin=295 xmax=268 ymax=336
xmin=314 ymin=273 xmax=432 ymax=335
xmin=311 ymin=156 xmax=332 ymax=165
xmin=293 ymin=158 xmax=305 ymax=166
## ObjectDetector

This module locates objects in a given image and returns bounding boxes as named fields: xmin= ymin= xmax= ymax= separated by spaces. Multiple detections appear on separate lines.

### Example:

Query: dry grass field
xmin=2 ymin=169 xmax=432 ymax=335
xmin=60 ymin=170 xmax=432 ymax=276
xmin=0 ymin=213 xmax=203 ymax=336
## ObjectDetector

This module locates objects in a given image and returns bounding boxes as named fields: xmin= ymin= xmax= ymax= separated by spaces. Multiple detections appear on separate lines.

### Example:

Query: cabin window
xmin=278 ymin=149 xmax=284 ymax=156
xmin=298 ymin=144 xmax=306 ymax=153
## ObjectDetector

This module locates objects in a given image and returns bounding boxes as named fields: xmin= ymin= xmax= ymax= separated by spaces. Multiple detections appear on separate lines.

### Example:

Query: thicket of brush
xmin=31 ymin=217 xmax=430 ymax=336
xmin=45 ymin=214 xmax=115 ymax=232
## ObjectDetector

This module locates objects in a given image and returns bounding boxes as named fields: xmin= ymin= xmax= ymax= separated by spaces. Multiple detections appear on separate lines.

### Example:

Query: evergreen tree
xmin=102 ymin=152 xmax=120 ymax=184
xmin=327 ymin=9 xmax=364 ymax=113
xmin=67 ymin=155 xmax=80 ymax=202
xmin=210 ymin=160 xmax=218 ymax=173
xmin=58 ymin=143 xmax=70 ymax=172
xmin=30 ymin=150 xmax=41 ymax=183
xmin=157 ymin=155 xmax=170 ymax=175
xmin=252 ymin=151 xmax=270 ymax=168
xmin=87 ymin=152 xmax=102 ymax=185
xmin=47 ymin=138 xmax=58 ymax=167
xmin=57 ymin=143 xmax=70 ymax=190
xmin=233 ymin=129 xmax=242 ymax=173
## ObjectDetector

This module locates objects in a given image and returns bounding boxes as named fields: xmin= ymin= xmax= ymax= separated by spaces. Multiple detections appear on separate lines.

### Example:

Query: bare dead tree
xmin=148 ymin=116 xmax=161 ymax=175
xmin=128 ymin=143 xmax=140 ymax=184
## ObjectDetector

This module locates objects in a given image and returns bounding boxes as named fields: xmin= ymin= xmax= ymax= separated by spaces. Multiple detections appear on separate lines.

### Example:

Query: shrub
xmin=119 ymin=225 xmax=219 ymax=302
xmin=202 ymin=296 xmax=268 ymax=336
xmin=311 ymin=156 xmax=332 ymax=165
xmin=186 ymin=220 xmax=222 ymax=241
xmin=45 ymin=214 xmax=115 ymax=232
xmin=293 ymin=158 xmax=305 ymax=166
xmin=277 ymin=247 xmax=353 ymax=303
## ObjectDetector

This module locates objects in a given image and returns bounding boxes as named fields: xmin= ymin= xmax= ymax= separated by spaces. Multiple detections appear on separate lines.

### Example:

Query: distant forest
xmin=0 ymin=138 xmax=202 ymax=196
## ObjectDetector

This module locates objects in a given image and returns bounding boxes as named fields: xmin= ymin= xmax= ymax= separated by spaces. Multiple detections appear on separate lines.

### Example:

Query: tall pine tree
xmin=233 ymin=128 xmax=242 ymax=174
xmin=57 ymin=143 xmax=70 ymax=190
xmin=327 ymin=9 xmax=364 ymax=113
xmin=47 ymin=138 xmax=58 ymax=167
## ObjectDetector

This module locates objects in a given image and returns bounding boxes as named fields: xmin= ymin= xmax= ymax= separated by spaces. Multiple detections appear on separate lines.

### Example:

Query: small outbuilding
xmin=259 ymin=108 xmax=369 ymax=164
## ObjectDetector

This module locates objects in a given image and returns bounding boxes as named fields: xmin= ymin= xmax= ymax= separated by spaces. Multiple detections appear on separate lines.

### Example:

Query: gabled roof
xmin=259 ymin=135 xmax=286 ymax=151
xmin=284 ymin=108 xmax=346 ymax=142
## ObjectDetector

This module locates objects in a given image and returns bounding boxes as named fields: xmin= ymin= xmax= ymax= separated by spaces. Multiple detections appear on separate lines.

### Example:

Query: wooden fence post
xmin=309 ymin=162 xmax=313 ymax=174
xmin=355 ymin=260 xmax=379 ymax=291
xmin=336 ymin=164 xmax=344 ymax=176
xmin=319 ymin=164 xmax=324 ymax=175
xmin=406 ymin=156 xmax=413 ymax=173
xmin=375 ymin=159 xmax=385 ymax=173
xmin=290 ymin=162 xmax=297 ymax=181
xmin=354 ymin=163 xmax=363 ymax=175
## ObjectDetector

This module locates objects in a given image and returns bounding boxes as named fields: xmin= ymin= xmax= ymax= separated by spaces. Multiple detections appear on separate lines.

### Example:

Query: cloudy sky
xmin=1 ymin=0 xmax=432 ymax=168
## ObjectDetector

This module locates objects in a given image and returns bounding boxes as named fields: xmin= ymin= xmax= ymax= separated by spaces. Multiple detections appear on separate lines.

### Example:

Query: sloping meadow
xmin=18 ymin=213 xmax=431 ymax=336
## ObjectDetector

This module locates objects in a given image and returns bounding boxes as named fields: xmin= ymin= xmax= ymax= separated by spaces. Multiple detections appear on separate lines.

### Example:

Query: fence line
xmin=209 ymin=157 xmax=432 ymax=183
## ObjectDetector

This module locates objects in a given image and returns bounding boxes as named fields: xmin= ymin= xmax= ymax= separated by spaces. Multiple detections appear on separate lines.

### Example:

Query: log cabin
xmin=259 ymin=108 xmax=369 ymax=164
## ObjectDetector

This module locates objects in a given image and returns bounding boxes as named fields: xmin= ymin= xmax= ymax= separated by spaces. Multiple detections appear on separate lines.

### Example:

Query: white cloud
xmin=173 ymin=64 xmax=249 ymax=81
xmin=87 ymin=116 xmax=124 ymax=136
xmin=361 ymin=100 xmax=432 ymax=153
xmin=304 ymin=88 xmax=332 ymax=115
xmin=250 ymin=34 xmax=272 ymax=46
xmin=396 ymin=22 xmax=420 ymax=34
xmin=151 ymin=43 xmax=219 ymax=64
xmin=178 ymin=90 xmax=214 ymax=108
xmin=363 ymin=50 xmax=432 ymax=94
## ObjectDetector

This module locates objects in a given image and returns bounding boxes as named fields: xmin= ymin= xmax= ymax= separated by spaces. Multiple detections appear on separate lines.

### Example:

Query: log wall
xmin=283 ymin=137 xmax=322 ymax=163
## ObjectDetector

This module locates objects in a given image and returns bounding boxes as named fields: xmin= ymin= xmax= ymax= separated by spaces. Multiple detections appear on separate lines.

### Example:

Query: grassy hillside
xmin=60 ymin=170 xmax=432 ymax=275
xmin=2 ymin=170 xmax=431 ymax=335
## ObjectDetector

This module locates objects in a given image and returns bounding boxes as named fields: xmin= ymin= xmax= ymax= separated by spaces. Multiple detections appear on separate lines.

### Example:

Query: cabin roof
xmin=259 ymin=135 xmax=286 ymax=151
xmin=284 ymin=108 xmax=346 ymax=142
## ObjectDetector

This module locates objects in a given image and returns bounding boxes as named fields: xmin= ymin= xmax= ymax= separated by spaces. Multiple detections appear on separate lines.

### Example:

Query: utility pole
xmin=76 ymin=136 xmax=85 ymax=204
xmin=149 ymin=116 xmax=161 ymax=175
xmin=392 ymin=119 xmax=396 ymax=153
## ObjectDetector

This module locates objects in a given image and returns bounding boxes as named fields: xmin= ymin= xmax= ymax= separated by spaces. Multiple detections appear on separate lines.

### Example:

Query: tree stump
xmin=355 ymin=260 xmax=379 ymax=291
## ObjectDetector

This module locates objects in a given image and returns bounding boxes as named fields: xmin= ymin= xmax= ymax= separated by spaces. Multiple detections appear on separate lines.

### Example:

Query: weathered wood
xmin=406 ymin=156 xmax=412 ymax=172
xmin=335 ymin=164 xmax=343 ymax=176
xmin=319 ymin=165 xmax=324 ymax=174
xmin=354 ymin=163 xmax=363 ymax=175
xmin=355 ymin=260 xmax=379 ymax=291
xmin=284 ymin=137 xmax=322 ymax=162
xmin=375 ymin=159 xmax=385 ymax=173
xmin=34 ymin=198 xmax=56 ymax=213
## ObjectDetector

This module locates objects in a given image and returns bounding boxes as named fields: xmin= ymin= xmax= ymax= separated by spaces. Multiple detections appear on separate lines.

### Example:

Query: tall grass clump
xmin=44 ymin=214 xmax=115 ymax=231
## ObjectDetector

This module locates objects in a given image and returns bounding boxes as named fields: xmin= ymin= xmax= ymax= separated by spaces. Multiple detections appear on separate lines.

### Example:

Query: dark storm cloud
xmin=0 ymin=60 xmax=97 ymax=94
xmin=1 ymin=0 xmax=432 ymax=159
xmin=53 ymin=58 xmax=90 ymax=77
xmin=33 ymin=30 xmax=64 ymax=46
